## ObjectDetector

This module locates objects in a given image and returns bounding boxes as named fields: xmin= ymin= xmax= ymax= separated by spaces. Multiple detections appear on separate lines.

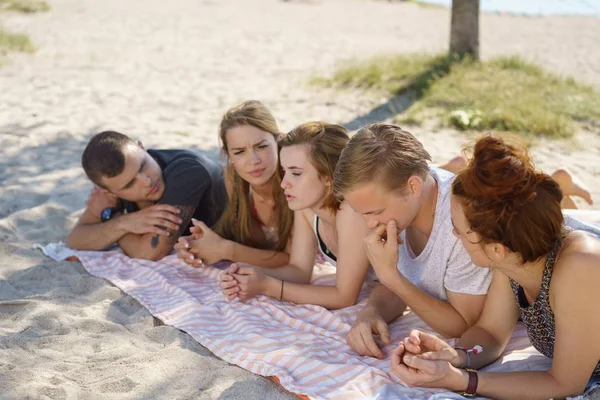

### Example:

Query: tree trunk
xmin=450 ymin=0 xmax=480 ymax=60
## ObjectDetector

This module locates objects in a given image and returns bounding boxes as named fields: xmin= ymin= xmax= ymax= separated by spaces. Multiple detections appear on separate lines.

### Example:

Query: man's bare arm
xmin=66 ymin=187 xmax=128 ymax=250
xmin=66 ymin=209 xmax=130 ymax=250
xmin=67 ymin=204 xmax=183 ymax=255
xmin=118 ymin=205 xmax=194 ymax=260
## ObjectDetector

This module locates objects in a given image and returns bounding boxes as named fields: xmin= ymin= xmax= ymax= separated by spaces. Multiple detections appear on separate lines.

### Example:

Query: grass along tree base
xmin=314 ymin=54 xmax=600 ymax=138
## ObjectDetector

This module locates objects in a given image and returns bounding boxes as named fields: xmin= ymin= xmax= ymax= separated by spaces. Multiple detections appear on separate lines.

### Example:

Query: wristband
xmin=100 ymin=207 xmax=120 ymax=222
xmin=454 ymin=345 xmax=483 ymax=368
xmin=279 ymin=280 xmax=284 ymax=301
xmin=457 ymin=368 xmax=478 ymax=397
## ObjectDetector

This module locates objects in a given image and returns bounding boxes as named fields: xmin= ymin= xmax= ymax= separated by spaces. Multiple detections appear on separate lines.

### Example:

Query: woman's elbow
xmin=548 ymin=371 xmax=589 ymax=399
xmin=329 ymin=300 xmax=355 ymax=310
xmin=284 ymin=264 xmax=313 ymax=284
xmin=292 ymin=273 xmax=312 ymax=284
xmin=439 ymin=321 xmax=470 ymax=339
xmin=327 ymin=293 xmax=359 ymax=310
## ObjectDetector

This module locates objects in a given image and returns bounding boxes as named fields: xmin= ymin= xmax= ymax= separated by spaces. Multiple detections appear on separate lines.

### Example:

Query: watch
xmin=100 ymin=207 xmax=120 ymax=222
xmin=457 ymin=368 xmax=479 ymax=397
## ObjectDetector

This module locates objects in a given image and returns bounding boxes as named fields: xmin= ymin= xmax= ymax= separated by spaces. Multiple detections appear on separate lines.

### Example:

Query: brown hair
xmin=452 ymin=135 xmax=564 ymax=263
xmin=279 ymin=122 xmax=349 ymax=213
xmin=82 ymin=131 xmax=136 ymax=188
xmin=333 ymin=122 xmax=431 ymax=200
xmin=213 ymin=100 xmax=293 ymax=252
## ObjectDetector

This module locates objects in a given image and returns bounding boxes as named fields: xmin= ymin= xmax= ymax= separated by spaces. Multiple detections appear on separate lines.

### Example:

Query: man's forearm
xmin=66 ymin=216 xmax=129 ymax=251
xmin=118 ymin=204 xmax=195 ymax=261
xmin=118 ymin=232 xmax=172 ymax=261
xmin=365 ymin=283 xmax=407 ymax=323
xmin=383 ymin=274 xmax=469 ymax=338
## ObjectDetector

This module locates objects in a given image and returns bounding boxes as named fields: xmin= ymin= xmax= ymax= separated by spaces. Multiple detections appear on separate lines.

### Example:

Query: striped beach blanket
xmin=54 ymin=249 xmax=552 ymax=400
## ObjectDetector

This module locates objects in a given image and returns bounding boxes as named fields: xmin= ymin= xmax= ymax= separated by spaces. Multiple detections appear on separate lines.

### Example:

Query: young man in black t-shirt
xmin=66 ymin=131 xmax=227 ymax=260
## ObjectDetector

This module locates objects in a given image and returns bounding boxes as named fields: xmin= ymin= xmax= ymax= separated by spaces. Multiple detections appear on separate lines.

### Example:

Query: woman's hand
xmin=175 ymin=234 xmax=205 ymax=267
xmin=402 ymin=330 xmax=464 ymax=367
xmin=391 ymin=342 xmax=450 ymax=387
xmin=220 ymin=265 xmax=240 ymax=300
xmin=229 ymin=263 xmax=272 ymax=300
xmin=181 ymin=219 xmax=234 ymax=266
xmin=390 ymin=330 xmax=468 ymax=391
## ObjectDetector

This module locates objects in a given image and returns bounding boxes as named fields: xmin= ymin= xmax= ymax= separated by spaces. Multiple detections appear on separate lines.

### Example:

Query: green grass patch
xmin=315 ymin=54 xmax=600 ymax=138
xmin=0 ymin=27 xmax=35 ymax=53
xmin=312 ymin=53 xmax=457 ymax=96
xmin=0 ymin=0 xmax=50 ymax=13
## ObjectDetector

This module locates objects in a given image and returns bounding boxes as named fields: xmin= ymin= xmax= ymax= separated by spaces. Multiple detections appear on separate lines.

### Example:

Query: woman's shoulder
xmin=552 ymin=230 xmax=600 ymax=288
xmin=561 ymin=230 xmax=600 ymax=264
xmin=297 ymin=208 xmax=316 ymax=227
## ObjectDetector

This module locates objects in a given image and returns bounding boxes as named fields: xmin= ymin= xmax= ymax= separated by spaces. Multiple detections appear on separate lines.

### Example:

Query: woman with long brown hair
xmin=175 ymin=100 xmax=294 ymax=268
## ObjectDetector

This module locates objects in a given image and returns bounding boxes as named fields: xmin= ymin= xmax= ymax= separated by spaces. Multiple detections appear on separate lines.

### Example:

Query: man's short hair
xmin=333 ymin=123 xmax=431 ymax=200
xmin=82 ymin=131 xmax=136 ymax=187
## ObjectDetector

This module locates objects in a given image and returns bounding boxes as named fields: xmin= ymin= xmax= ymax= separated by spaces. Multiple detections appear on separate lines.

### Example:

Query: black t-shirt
xmin=121 ymin=149 xmax=227 ymax=236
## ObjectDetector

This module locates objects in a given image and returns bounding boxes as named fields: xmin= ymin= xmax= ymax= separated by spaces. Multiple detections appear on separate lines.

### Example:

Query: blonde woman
xmin=219 ymin=122 xmax=376 ymax=310
xmin=175 ymin=100 xmax=293 ymax=268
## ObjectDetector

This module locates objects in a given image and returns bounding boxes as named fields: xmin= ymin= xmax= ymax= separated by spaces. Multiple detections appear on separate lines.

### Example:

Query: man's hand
xmin=346 ymin=306 xmax=391 ymax=359
xmin=364 ymin=220 xmax=402 ymax=283
xmin=86 ymin=186 xmax=119 ymax=219
xmin=119 ymin=204 xmax=182 ymax=236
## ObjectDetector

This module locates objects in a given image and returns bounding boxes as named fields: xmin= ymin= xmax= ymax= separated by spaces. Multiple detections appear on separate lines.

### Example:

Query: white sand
xmin=0 ymin=0 xmax=599 ymax=398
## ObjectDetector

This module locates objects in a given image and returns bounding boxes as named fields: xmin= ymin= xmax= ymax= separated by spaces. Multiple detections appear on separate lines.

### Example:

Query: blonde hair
xmin=279 ymin=122 xmax=349 ymax=213
xmin=214 ymin=100 xmax=293 ymax=251
xmin=333 ymin=122 xmax=431 ymax=200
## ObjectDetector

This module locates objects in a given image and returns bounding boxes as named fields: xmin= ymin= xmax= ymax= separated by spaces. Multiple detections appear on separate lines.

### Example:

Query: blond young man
xmin=333 ymin=123 xmax=492 ymax=358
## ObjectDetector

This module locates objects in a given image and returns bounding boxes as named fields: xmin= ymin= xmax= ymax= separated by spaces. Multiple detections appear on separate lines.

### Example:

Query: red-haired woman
xmin=390 ymin=135 xmax=600 ymax=399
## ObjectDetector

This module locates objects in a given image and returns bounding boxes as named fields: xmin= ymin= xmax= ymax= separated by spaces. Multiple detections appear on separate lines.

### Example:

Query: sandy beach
xmin=1 ymin=0 xmax=599 ymax=398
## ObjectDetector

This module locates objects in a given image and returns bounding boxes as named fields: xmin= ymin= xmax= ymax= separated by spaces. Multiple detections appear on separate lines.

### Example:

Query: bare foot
xmin=439 ymin=155 xmax=468 ymax=175
xmin=551 ymin=168 xmax=594 ymax=206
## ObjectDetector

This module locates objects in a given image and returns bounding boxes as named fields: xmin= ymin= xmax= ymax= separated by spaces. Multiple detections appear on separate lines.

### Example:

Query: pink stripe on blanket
xmin=75 ymin=251 xmax=550 ymax=399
